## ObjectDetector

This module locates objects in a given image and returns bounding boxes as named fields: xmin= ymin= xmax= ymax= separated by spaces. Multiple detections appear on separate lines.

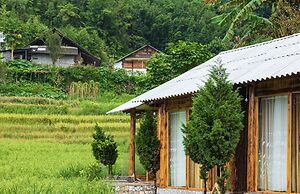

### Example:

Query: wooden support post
xmin=247 ymin=85 xmax=257 ymax=192
xmin=158 ymin=102 xmax=168 ymax=187
xmin=156 ymin=110 xmax=160 ymax=185
xmin=129 ymin=111 xmax=136 ymax=177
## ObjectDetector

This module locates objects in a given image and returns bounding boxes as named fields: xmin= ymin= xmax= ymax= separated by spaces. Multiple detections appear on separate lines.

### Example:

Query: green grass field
xmin=0 ymin=94 xmax=144 ymax=193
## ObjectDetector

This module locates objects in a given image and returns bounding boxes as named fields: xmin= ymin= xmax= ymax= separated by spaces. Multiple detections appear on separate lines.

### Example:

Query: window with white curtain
xmin=169 ymin=111 xmax=186 ymax=187
xmin=258 ymin=95 xmax=288 ymax=192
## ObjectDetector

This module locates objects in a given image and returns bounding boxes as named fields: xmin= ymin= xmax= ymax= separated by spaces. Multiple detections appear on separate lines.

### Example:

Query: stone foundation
xmin=157 ymin=188 xmax=205 ymax=194
xmin=115 ymin=181 xmax=155 ymax=194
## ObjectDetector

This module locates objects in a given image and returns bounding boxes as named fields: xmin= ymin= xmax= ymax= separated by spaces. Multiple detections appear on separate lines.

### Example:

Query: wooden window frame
xmin=166 ymin=108 xmax=209 ymax=191
xmin=254 ymin=92 xmax=292 ymax=194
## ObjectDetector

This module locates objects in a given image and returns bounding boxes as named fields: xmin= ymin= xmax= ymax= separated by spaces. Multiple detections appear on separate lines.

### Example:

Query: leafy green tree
xmin=210 ymin=0 xmax=299 ymax=44
xmin=269 ymin=1 xmax=300 ymax=38
xmin=0 ymin=62 xmax=7 ymax=83
xmin=58 ymin=3 xmax=81 ymax=26
xmin=0 ymin=13 xmax=24 ymax=60
xmin=24 ymin=16 xmax=48 ymax=43
xmin=207 ymin=37 xmax=231 ymax=55
xmin=138 ymin=53 xmax=173 ymax=93
xmin=61 ymin=27 xmax=109 ymax=65
xmin=183 ymin=59 xmax=243 ymax=194
xmin=140 ymin=41 xmax=213 ymax=93
xmin=210 ymin=0 xmax=273 ymax=42
xmin=167 ymin=41 xmax=213 ymax=75
xmin=45 ymin=31 xmax=62 ymax=65
xmin=136 ymin=112 xmax=160 ymax=193
xmin=92 ymin=125 xmax=118 ymax=179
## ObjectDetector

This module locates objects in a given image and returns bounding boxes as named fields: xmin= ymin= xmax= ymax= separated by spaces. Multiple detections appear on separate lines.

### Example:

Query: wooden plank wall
xmin=122 ymin=46 xmax=157 ymax=69
xmin=123 ymin=60 xmax=146 ymax=69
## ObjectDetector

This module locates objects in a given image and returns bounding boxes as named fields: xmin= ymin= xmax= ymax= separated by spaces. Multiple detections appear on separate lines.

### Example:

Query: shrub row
xmin=2 ymin=60 xmax=142 ymax=96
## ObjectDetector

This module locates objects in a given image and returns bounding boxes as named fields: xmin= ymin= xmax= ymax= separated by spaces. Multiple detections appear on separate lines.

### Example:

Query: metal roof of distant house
xmin=115 ymin=45 xmax=160 ymax=63
xmin=27 ymin=28 xmax=101 ymax=65
xmin=108 ymin=33 xmax=300 ymax=113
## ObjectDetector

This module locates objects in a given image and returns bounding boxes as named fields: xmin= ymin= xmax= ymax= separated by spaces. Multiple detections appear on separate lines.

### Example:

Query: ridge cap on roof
xmin=219 ymin=33 xmax=300 ymax=55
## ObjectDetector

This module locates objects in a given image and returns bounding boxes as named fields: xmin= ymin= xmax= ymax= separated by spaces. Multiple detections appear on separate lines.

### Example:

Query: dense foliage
xmin=0 ymin=60 xmax=140 ymax=98
xmin=45 ymin=31 xmax=62 ymax=64
xmin=210 ymin=0 xmax=300 ymax=46
xmin=139 ymin=39 xmax=229 ymax=92
xmin=183 ymin=60 xmax=244 ymax=194
xmin=0 ymin=0 xmax=226 ymax=61
xmin=0 ymin=0 xmax=298 ymax=62
xmin=92 ymin=125 xmax=118 ymax=178
xmin=136 ymin=112 xmax=160 ymax=192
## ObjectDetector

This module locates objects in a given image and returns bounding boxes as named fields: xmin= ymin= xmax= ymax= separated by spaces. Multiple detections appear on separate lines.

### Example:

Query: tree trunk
xmin=108 ymin=165 xmax=113 ymax=179
xmin=204 ymin=177 xmax=207 ymax=194
xmin=218 ymin=166 xmax=227 ymax=194
xmin=154 ymin=174 xmax=157 ymax=194
xmin=11 ymin=45 xmax=14 ymax=60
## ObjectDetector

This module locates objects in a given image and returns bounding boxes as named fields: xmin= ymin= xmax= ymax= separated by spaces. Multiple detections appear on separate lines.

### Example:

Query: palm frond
xmin=221 ymin=0 xmax=248 ymax=10
xmin=247 ymin=14 xmax=273 ymax=26
xmin=211 ymin=7 xmax=240 ymax=25
xmin=223 ymin=0 xmax=268 ymax=41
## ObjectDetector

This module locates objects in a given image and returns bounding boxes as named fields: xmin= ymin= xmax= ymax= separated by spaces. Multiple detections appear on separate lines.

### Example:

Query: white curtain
xmin=258 ymin=96 xmax=288 ymax=191
xmin=169 ymin=111 xmax=186 ymax=187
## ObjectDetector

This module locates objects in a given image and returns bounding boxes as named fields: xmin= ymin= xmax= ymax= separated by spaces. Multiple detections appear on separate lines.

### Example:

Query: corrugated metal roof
xmin=107 ymin=98 xmax=143 ymax=114
xmin=108 ymin=33 xmax=300 ymax=113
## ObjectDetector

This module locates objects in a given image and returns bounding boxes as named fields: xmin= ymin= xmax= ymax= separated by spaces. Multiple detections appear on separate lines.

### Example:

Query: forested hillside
xmin=1 ymin=0 xmax=299 ymax=66
xmin=0 ymin=0 xmax=226 ymax=64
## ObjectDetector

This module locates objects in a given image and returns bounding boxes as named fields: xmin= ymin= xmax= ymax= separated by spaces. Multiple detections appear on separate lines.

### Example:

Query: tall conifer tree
xmin=183 ymin=59 xmax=243 ymax=194
xmin=136 ymin=112 xmax=160 ymax=194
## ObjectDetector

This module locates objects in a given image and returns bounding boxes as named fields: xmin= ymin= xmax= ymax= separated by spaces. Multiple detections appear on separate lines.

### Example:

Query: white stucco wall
xmin=114 ymin=61 xmax=122 ymax=69
xmin=31 ymin=54 xmax=76 ymax=67
xmin=0 ymin=51 xmax=12 ymax=62
xmin=127 ymin=68 xmax=147 ymax=73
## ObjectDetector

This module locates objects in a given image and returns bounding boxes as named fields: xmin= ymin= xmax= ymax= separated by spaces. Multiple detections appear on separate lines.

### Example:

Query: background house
xmin=114 ymin=45 xmax=159 ymax=73
xmin=109 ymin=33 xmax=300 ymax=194
xmin=0 ymin=29 xmax=101 ymax=67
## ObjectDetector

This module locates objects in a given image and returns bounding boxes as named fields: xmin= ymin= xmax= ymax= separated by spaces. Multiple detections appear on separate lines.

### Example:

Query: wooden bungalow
xmin=114 ymin=45 xmax=159 ymax=73
xmin=108 ymin=33 xmax=300 ymax=194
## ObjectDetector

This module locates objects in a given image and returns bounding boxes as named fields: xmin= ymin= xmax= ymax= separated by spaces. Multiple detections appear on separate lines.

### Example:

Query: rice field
xmin=0 ymin=95 xmax=144 ymax=193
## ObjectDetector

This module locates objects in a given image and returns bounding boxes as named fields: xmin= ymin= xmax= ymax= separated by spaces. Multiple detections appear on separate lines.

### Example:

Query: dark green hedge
xmin=3 ymin=60 xmax=139 ymax=96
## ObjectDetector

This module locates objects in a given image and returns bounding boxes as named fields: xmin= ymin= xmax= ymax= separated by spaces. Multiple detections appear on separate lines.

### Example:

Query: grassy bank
xmin=0 ymin=140 xmax=114 ymax=194
xmin=0 ymin=95 xmax=143 ymax=193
